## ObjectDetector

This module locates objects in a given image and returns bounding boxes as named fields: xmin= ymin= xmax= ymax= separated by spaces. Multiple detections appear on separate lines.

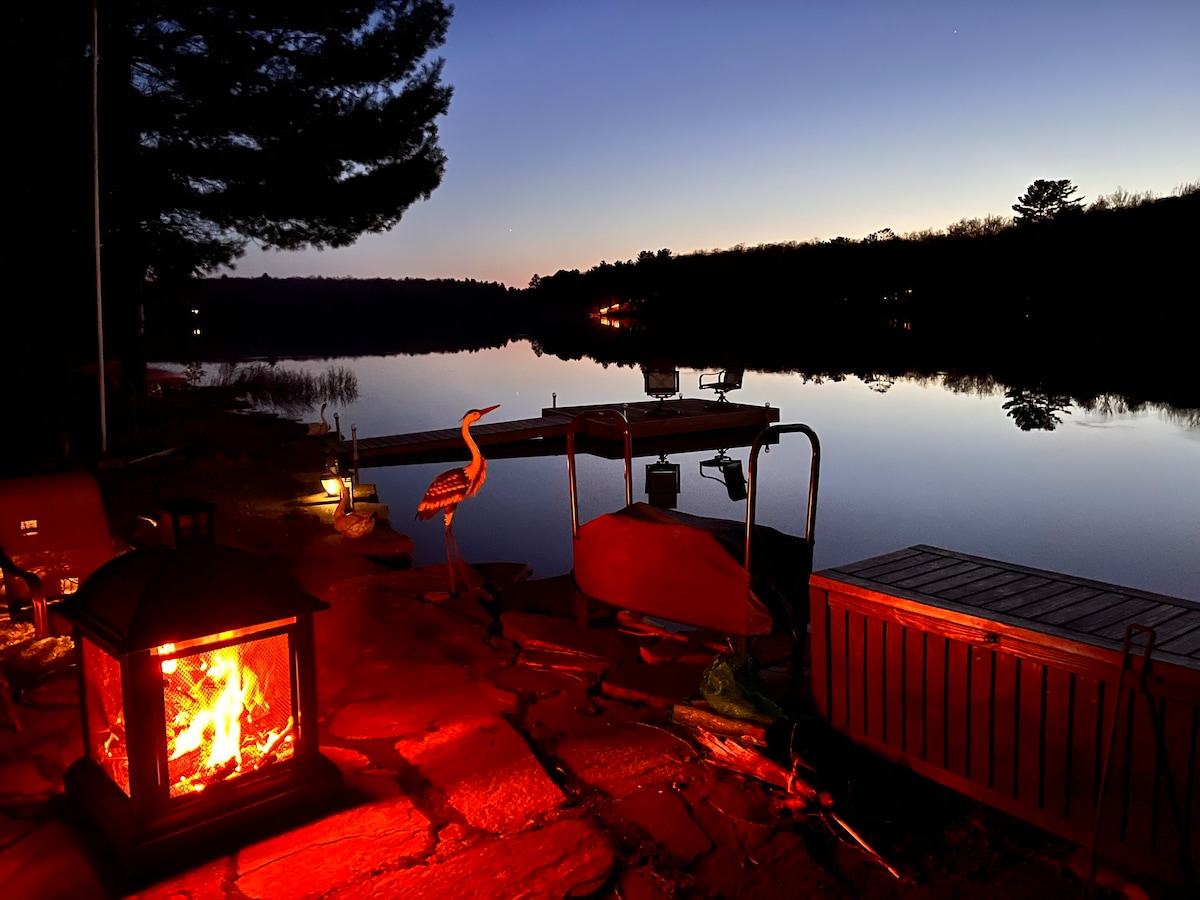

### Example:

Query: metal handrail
xmin=567 ymin=410 xmax=632 ymax=538
xmin=745 ymin=424 xmax=821 ymax=573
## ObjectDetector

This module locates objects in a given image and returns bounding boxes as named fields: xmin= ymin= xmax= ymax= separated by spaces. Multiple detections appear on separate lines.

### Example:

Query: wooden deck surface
xmin=328 ymin=398 xmax=780 ymax=466
xmin=815 ymin=544 xmax=1200 ymax=668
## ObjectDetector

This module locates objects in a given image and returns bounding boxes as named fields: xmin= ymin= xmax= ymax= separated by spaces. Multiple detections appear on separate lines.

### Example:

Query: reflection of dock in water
xmin=330 ymin=399 xmax=780 ymax=467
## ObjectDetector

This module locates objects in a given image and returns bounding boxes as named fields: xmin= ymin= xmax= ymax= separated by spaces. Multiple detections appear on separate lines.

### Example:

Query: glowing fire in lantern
xmin=159 ymin=633 xmax=295 ymax=797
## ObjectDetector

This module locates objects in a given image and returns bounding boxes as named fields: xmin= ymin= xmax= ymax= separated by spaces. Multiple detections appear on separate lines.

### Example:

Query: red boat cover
xmin=573 ymin=502 xmax=775 ymax=636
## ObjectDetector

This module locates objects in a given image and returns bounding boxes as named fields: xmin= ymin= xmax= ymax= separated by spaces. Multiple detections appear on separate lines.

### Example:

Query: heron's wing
xmin=417 ymin=468 xmax=470 ymax=519
xmin=466 ymin=459 xmax=488 ymax=498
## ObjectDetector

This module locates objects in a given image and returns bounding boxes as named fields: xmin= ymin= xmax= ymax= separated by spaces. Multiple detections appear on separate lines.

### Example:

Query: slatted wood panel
xmin=809 ymin=545 xmax=1200 ymax=883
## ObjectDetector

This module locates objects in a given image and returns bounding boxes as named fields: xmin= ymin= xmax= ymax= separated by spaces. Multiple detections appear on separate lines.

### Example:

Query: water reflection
xmin=196 ymin=341 xmax=1200 ymax=602
xmin=699 ymin=450 xmax=748 ymax=502
xmin=1002 ymin=387 xmax=1074 ymax=431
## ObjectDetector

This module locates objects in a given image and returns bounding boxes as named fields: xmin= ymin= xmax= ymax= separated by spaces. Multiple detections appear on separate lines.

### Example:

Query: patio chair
xmin=0 ymin=470 xmax=132 ymax=638
xmin=699 ymin=368 xmax=743 ymax=406
xmin=642 ymin=364 xmax=680 ymax=416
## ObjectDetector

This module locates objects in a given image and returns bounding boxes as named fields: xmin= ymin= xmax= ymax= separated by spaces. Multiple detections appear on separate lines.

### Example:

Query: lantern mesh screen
xmin=83 ymin=637 xmax=130 ymax=795
xmin=162 ymin=633 xmax=295 ymax=798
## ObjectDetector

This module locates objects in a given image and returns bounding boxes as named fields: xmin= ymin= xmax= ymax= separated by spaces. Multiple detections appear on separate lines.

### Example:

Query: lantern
xmin=59 ymin=545 xmax=341 ymax=871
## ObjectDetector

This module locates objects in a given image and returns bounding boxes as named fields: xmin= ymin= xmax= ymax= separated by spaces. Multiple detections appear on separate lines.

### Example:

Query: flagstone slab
xmin=639 ymin=639 xmax=719 ymax=666
xmin=320 ymin=576 xmax=508 ymax=676
xmin=495 ymin=573 xmax=581 ymax=616
xmin=601 ymin=661 xmax=707 ymax=708
xmin=341 ymin=658 xmax=469 ymax=704
xmin=128 ymin=855 xmax=227 ymax=900
xmin=555 ymin=722 xmax=689 ymax=799
xmin=395 ymin=714 xmax=565 ymax=835
xmin=236 ymin=793 xmax=434 ymax=900
xmin=523 ymin=687 xmax=603 ymax=740
xmin=320 ymin=745 xmax=405 ymax=803
xmin=333 ymin=817 xmax=613 ymax=900
xmin=608 ymin=787 xmax=711 ymax=863
xmin=518 ymin=647 xmax=613 ymax=675
xmin=330 ymin=680 xmax=517 ymax=740
xmin=0 ymin=760 xmax=52 ymax=798
xmin=501 ymin=611 xmax=644 ymax=662
xmin=0 ymin=821 xmax=107 ymax=900
xmin=490 ymin=663 xmax=588 ymax=698
xmin=472 ymin=562 xmax=533 ymax=595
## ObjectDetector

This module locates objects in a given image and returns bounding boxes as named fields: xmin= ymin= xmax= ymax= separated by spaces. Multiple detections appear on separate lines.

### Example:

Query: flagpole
xmin=93 ymin=0 xmax=107 ymax=453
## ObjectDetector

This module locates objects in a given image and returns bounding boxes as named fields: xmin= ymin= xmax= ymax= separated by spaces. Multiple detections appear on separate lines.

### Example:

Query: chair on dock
xmin=642 ymin=364 xmax=680 ymax=416
xmin=699 ymin=368 xmax=743 ymax=406
xmin=0 ymin=470 xmax=132 ymax=638
xmin=566 ymin=411 xmax=820 ymax=657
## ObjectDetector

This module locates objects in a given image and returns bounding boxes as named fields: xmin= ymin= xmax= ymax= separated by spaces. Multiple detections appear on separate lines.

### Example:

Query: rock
xmin=338 ymin=818 xmax=613 ymax=900
xmin=609 ymin=787 xmax=712 ymax=863
xmin=501 ymin=611 xmax=643 ymax=663
xmin=330 ymin=680 xmax=518 ymax=741
xmin=396 ymin=714 xmax=565 ymax=834
xmin=236 ymin=794 xmax=435 ymax=900
xmin=0 ymin=821 xmax=107 ymax=900
xmin=556 ymin=719 xmax=689 ymax=800
xmin=601 ymin=661 xmax=708 ymax=708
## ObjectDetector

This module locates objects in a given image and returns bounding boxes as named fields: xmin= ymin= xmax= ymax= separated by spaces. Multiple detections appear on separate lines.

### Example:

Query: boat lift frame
xmin=567 ymin=410 xmax=821 ymax=639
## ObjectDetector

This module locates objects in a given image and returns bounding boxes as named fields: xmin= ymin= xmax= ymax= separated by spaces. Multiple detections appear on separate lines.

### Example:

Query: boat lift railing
xmin=745 ymin=424 xmax=820 ymax=572
xmin=567 ymin=410 xmax=633 ymax=539
xmin=567 ymin=412 xmax=821 ymax=569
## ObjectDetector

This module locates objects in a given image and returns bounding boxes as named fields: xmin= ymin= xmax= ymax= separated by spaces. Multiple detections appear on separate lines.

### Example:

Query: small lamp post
xmin=320 ymin=468 xmax=354 ymax=510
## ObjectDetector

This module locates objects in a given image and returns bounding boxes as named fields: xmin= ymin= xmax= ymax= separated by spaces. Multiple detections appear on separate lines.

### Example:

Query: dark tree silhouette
xmin=103 ymin=1 xmax=454 ymax=282
xmin=1012 ymin=179 xmax=1084 ymax=224
xmin=9 ymin=2 xmax=454 ymax=461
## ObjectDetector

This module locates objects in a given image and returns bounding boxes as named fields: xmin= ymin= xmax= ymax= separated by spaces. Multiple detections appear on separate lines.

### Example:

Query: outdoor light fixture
xmin=645 ymin=455 xmax=681 ymax=508
xmin=321 ymin=469 xmax=354 ymax=509
xmin=699 ymin=451 xmax=748 ymax=502
xmin=59 ymin=544 xmax=341 ymax=873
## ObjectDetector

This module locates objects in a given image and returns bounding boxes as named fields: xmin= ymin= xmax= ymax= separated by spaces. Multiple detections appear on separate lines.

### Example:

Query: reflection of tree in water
xmin=1161 ymin=407 xmax=1200 ymax=431
xmin=1002 ymin=387 xmax=1073 ymax=431
xmin=862 ymin=373 xmax=895 ymax=393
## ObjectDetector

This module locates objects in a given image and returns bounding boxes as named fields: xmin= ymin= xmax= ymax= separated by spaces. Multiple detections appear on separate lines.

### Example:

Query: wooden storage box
xmin=809 ymin=545 xmax=1200 ymax=882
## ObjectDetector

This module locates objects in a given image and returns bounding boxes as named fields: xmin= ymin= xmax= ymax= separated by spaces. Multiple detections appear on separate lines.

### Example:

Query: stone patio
xmin=0 ymin=524 xmax=1175 ymax=899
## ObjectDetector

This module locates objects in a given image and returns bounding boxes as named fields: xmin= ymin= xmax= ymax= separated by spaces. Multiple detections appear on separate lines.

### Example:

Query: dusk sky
xmin=229 ymin=1 xmax=1199 ymax=289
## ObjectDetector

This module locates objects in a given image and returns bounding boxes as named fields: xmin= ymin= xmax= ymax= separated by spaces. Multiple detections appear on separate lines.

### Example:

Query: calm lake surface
xmin=208 ymin=341 xmax=1199 ymax=602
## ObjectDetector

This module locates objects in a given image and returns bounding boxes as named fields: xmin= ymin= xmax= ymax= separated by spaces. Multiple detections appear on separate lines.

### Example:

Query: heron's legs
xmin=448 ymin=526 xmax=473 ymax=594
xmin=443 ymin=526 xmax=458 ymax=596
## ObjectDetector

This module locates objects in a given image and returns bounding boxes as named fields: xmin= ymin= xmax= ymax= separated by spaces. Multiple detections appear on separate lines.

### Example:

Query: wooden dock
xmin=328 ymin=398 xmax=780 ymax=467
xmin=810 ymin=545 xmax=1200 ymax=882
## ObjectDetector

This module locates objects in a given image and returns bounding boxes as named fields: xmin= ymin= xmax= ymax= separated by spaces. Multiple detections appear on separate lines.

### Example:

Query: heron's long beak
xmin=479 ymin=404 xmax=500 ymax=417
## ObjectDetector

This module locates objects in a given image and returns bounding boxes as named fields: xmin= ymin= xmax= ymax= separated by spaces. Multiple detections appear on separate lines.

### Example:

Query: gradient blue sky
xmin=228 ymin=1 xmax=1199 ymax=288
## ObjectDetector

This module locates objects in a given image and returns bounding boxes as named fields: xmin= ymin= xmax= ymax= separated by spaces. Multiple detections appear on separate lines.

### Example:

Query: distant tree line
xmin=142 ymin=181 xmax=1200 ymax=418
xmin=526 ymin=180 xmax=1197 ymax=334
xmin=149 ymin=275 xmax=519 ymax=360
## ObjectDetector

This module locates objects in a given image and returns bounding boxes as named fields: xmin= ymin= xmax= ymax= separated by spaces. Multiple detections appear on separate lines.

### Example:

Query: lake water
xmin=210 ymin=341 xmax=1199 ymax=602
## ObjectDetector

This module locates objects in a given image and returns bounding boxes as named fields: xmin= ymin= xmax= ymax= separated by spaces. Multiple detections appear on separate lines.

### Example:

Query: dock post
xmin=351 ymin=425 xmax=360 ymax=484
xmin=553 ymin=392 xmax=557 ymax=408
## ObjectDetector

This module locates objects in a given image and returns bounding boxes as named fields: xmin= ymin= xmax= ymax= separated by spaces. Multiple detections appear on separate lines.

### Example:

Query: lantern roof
xmin=62 ymin=544 xmax=328 ymax=653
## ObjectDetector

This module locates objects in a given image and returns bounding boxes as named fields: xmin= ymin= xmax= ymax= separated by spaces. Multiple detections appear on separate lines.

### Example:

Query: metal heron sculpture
xmin=416 ymin=404 xmax=500 ymax=595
